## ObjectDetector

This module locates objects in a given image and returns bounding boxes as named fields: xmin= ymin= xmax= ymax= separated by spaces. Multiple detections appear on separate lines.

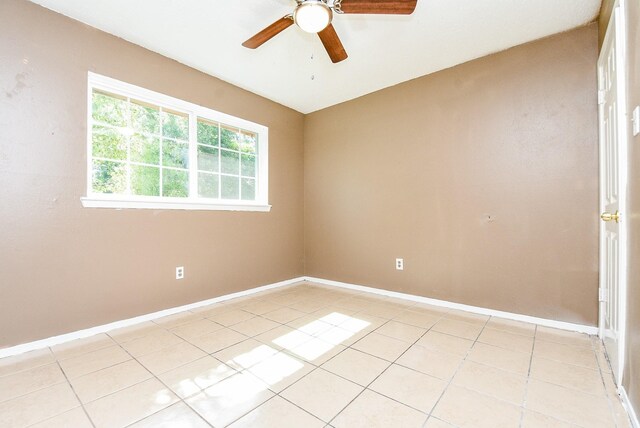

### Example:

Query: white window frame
xmin=81 ymin=72 xmax=270 ymax=212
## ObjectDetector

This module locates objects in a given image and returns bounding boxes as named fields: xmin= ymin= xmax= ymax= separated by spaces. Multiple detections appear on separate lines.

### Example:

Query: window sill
xmin=81 ymin=197 xmax=272 ymax=212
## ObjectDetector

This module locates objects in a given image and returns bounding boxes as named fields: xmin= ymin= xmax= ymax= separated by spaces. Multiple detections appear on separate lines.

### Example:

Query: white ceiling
xmin=30 ymin=0 xmax=601 ymax=114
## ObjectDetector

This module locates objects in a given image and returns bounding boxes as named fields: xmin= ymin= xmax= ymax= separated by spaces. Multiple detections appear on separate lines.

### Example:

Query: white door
xmin=598 ymin=0 xmax=628 ymax=386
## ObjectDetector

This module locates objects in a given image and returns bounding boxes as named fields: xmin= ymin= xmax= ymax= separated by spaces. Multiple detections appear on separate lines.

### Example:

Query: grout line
xmin=54 ymin=360 xmax=97 ymax=428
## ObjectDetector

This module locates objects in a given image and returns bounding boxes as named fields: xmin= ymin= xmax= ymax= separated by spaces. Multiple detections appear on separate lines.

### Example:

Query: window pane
xmin=162 ymin=169 xmax=189 ymax=197
xmin=241 ymin=178 xmax=256 ymax=201
xmin=92 ymin=160 xmax=127 ymax=194
xmin=131 ymin=100 xmax=160 ymax=134
xmin=92 ymin=125 xmax=127 ymax=160
xmin=198 ymin=172 xmax=219 ymax=198
xmin=240 ymin=132 xmax=257 ymax=155
xmin=241 ymin=154 xmax=256 ymax=177
xmin=162 ymin=139 xmax=189 ymax=168
xmin=220 ymin=126 xmax=240 ymax=151
xmin=221 ymin=175 xmax=240 ymax=200
xmin=198 ymin=145 xmax=219 ymax=172
xmin=221 ymin=149 xmax=239 ymax=175
xmin=131 ymin=165 xmax=160 ymax=196
xmin=197 ymin=119 xmax=219 ymax=146
xmin=131 ymin=133 xmax=160 ymax=165
xmin=92 ymin=91 xmax=127 ymax=127
xmin=162 ymin=110 xmax=189 ymax=140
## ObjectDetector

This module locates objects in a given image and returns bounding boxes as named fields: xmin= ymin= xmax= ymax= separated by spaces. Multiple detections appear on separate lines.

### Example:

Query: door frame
xmin=597 ymin=0 xmax=629 ymax=387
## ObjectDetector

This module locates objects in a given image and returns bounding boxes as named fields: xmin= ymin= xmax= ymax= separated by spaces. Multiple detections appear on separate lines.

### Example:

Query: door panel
xmin=598 ymin=0 xmax=627 ymax=386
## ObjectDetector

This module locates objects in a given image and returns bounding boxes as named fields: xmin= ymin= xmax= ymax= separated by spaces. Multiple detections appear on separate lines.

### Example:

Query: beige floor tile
xmin=186 ymin=371 xmax=274 ymax=427
xmin=416 ymin=330 xmax=474 ymax=356
xmin=169 ymin=318 xmax=224 ymax=340
xmin=287 ymin=316 xmax=335 ymax=336
xmin=521 ymin=410 xmax=575 ymax=427
xmin=207 ymin=309 xmax=255 ymax=326
xmin=396 ymin=344 xmax=463 ymax=380
xmin=120 ymin=329 xmax=184 ymax=358
xmin=332 ymin=389 xmax=426 ymax=428
xmin=287 ymin=338 xmax=347 ymax=365
xmin=444 ymin=309 xmax=489 ymax=325
xmin=58 ymin=345 xmax=131 ymax=379
xmin=281 ymin=368 xmax=363 ymax=422
xmin=452 ymin=361 xmax=527 ymax=405
xmin=50 ymin=334 xmax=116 ymax=360
xmin=309 ymin=308 xmax=360 ymax=326
xmin=213 ymin=339 xmax=279 ymax=370
xmin=108 ymin=322 xmax=161 ymax=344
xmin=533 ymin=340 xmax=598 ymax=369
xmin=229 ymin=396 xmax=325 ymax=428
xmin=392 ymin=310 xmax=441 ymax=329
xmin=530 ymin=356 xmax=605 ymax=396
xmin=0 ymin=382 xmax=80 ymax=427
xmin=526 ymin=379 xmax=614 ymax=428
xmin=536 ymin=326 xmax=593 ymax=349
xmin=230 ymin=316 xmax=282 ymax=337
xmin=153 ymin=311 xmax=204 ymax=329
xmin=0 ymin=348 xmax=56 ymax=378
xmin=315 ymin=325 xmax=360 ymax=346
xmin=70 ymin=359 xmax=152 ymax=403
xmin=288 ymin=298 xmax=330 ymax=313
xmin=486 ymin=317 xmax=536 ymax=337
xmin=137 ymin=341 xmax=206 ymax=375
xmin=240 ymin=300 xmax=283 ymax=315
xmin=359 ymin=303 xmax=405 ymax=319
xmin=467 ymin=342 xmax=531 ymax=375
xmin=370 ymin=364 xmax=446 ymax=413
xmin=351 ymin=332 xmax=411 ymax=362
xmin=424 ymin=417 xmax=456 ymax=427
xmin=187 ymin=327 xmax=248 ymax=353
xmin=432 ymin=318 xmax=484 ymax=340
xmin=339 ymin=313 xmax=387 ymax=332
xmin=596 ymin=348 xmax=612 ymax=373
xmin=478 ymin=328 xmax=534 ymax=354
xmin=29 ymin=407 xmax=93 ymax=428
xmin=248 ymin=351 xmax=315 ymax=392
xmin=129 ymin=402 xmax=210 ymax=428
xmin=84 ymin=378 xmax=179 ymax=428
xmin=321 ymin=348 xmax=390 ymax=386
xmin=433 ymin=385 xmax=521 ymax=428
xmin=262 ymin=307 xmax=307 ymax=324
xmin=255 ymin=325 xmax=313 ymax=351
xmin=374 ymin=321 xmax=426 ymax=343
xmin=0 ymin=363 xmax=66 ymax=403
xmin=157 ymin=356 xmax=236 ymax=399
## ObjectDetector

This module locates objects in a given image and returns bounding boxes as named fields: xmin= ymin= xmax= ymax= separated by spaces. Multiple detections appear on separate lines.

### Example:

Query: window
xmin=82 ymin=73 xmax=270 ymax=211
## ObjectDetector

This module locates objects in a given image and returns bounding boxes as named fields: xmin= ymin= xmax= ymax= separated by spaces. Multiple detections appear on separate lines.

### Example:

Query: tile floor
xmin=0 ymin=282 xmax=632 ymax=428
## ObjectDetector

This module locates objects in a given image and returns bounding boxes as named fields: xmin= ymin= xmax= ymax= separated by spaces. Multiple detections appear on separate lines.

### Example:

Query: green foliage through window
xmin=89 ymin=84 xmax=263 ymax=204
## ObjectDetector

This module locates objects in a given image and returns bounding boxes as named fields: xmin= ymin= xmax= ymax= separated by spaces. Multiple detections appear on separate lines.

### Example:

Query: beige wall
xmin=304 ymin=25 xmax=600 ymax=325
xmin=0 ymin=0 xmax=305 ymax=348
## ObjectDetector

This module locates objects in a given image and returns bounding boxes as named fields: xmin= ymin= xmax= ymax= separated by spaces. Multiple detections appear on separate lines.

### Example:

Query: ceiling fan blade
xmin=338 ymin=0 xmax=417 ymax=14
xmin=318 ymin=24 xmax=348 ymax=63
xmin=242 ymin=16 xmax=294 ymax=49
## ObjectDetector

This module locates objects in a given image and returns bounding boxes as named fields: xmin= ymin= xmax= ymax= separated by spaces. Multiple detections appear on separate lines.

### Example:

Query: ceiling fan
xmin=242 ymin=0 xmax=418 ymax=64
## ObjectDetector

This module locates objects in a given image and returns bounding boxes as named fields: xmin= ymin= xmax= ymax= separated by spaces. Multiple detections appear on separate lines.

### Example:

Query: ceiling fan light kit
xmin=242 ymin=0 xmax=417 ymax=64
xmin=294 ymin=0 xmax=334 ymax=33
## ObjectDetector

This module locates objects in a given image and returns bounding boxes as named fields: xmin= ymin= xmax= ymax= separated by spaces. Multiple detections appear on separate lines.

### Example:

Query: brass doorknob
xmin=601 ymin=210 xmax=621 ymax=223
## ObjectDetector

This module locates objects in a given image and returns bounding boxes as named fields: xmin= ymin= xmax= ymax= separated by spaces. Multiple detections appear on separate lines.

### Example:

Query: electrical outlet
xmin=633 ymin=106 xmax=640 ymax=137
xmin=176 ymin=266 xmax=184 ymax=280
xmin=396 ymin=258 xmax=404 ymax=270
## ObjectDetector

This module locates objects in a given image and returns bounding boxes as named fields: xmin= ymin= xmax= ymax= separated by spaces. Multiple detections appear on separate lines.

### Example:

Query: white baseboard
xmin=0 ymin=274 xmax=600 ymax=359
xmin=0 ymin=277 xmax=305 ymax=359
xmin=303 ymin=276 xmax=599 ymax=335
xmin=620 ymin=386 xmax=640 ymax=428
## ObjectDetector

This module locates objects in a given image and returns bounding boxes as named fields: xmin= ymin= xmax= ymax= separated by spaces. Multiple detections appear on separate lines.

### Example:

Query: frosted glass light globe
xmin=294 ymin=1 xmax=333 ymax=33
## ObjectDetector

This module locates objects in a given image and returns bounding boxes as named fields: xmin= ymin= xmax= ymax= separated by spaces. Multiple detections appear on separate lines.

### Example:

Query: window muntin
xmin=84 ymin=73 xmax=269 ymax=211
